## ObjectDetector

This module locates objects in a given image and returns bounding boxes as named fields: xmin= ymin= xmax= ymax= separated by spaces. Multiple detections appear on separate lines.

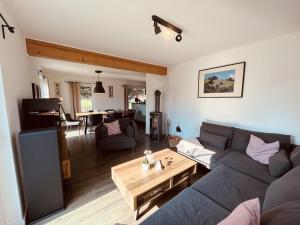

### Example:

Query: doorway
xmin=127 ymin=86 xmax=146 ymax=123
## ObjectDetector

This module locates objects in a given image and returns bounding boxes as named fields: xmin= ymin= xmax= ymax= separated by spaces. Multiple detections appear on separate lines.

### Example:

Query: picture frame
xmin=198 ymin=62 xmax=246 ymax=98
xmin=109 ymin=86 xmax=113 ymax=98
xmin=80 ymin=86 xmax=92 ymax=99
xmin=54 ymin=82 xmax=62 ymax=98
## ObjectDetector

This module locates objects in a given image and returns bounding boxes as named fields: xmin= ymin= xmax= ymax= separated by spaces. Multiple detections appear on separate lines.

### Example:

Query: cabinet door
xmin=19 ymin=128 xmax=64 ymax=223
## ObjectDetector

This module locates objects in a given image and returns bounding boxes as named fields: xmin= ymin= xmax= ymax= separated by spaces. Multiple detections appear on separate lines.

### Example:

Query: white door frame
xmin=0 ymin=65 xmax=24 ymax=225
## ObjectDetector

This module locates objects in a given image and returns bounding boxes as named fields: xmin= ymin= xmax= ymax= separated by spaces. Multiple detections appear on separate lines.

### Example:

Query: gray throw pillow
xmin=262 ymin=166 xmax=300 ymax=212
xmin=290 ymin=146 xmax=300 ymax=168
xmin=261 ymin=200 xmax=300 ymax=225
xmin=269 ymin=150 xmax=291 ymax=177
xmin=199 ymin=130 xmax=228 ymax=150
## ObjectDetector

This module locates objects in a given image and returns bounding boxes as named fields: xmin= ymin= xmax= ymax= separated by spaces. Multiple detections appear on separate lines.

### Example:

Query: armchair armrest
xmin=95 ymin=123 xmax=108 ymax=141
xmin=290 ymin=145 xmax=300 ymax=168
xmin=125 ymin=120 xmax=138 ymax=140
xmin=269 ymin=150 xmax=291 ymax=177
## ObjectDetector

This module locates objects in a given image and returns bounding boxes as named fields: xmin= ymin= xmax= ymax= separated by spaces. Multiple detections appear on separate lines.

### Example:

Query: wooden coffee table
xmin=111 ymin=149 xmax=197 ymax=220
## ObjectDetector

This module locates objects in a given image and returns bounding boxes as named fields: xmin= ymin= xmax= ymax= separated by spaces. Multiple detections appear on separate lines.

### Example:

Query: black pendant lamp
xmin=94 ymin=70 xmax=105 ymax=93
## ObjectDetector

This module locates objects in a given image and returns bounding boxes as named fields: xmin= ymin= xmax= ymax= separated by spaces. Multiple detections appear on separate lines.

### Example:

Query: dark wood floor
xmin=35 ymin=123 xmax=209 ymax=225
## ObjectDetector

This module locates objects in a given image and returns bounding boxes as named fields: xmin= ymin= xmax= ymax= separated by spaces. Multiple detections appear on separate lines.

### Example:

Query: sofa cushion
xmin=216 ymin=151 xmax=276 ymax=184
xmin=290 ymin=146 xmax=300 ymax=168
xmin=178 ymin=141 xmax=228 ymax=169
xmin=262 ymin=166 xmax=300 ymax=212
xmin=246 ymin=135 xmax=280 ymax=165
xmin=231 ymin=128 xmax=290 ymax=152
xmin=192 ymin=165 xmax=268 ymax=211
xmin=141 ymin=188 xmax=230 ymax=225
xmin=103 ymin=117 xmax=130 ymax=132
xmin=103 ymin=120 xmax=122 ymax=135
xmin=269 ymin=150 xmax=291 ymax=177
xmin=261 ymin=200 xmax=300 ymax=225
xmin=201 ymin=122 xmax=234 ymax=148
xmin=198 ymin=131 xmax=228 ymax=150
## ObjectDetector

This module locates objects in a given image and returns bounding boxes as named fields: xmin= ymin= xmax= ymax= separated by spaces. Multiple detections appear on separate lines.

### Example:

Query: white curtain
xmin=38 ymin=70 xmax=50 ymax=98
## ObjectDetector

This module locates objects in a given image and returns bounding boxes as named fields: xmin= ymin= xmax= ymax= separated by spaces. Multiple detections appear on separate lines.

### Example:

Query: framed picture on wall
xmin=109 ymin=86 xmax=113 ymax=98
xmin=198 ymin=62 xmax=246 ymax=98
xmin=80 ymin=86 xmax=92 ymax=98
xmin=54 ymin=82 xmax=62 ymax=98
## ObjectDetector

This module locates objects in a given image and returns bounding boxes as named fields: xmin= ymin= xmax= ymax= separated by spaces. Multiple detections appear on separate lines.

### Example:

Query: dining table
xmin=76 ymin=111 xmax=109 ymax=135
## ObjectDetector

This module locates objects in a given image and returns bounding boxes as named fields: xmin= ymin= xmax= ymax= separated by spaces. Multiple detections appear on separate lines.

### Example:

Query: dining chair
xmin=87 ymin=114 xmax=103 ymax=134
xmin=61 ymin=113 xmax=83 ymax=133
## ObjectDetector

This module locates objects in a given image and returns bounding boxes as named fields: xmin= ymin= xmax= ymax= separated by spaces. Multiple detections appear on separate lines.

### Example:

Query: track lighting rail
xmin=152 ymin=15 xmax=183 ymax=42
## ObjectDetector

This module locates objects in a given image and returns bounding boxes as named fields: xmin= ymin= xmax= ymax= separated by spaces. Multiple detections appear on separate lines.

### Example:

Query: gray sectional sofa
xmin=141 ymin=122 xmax=300 ymax=225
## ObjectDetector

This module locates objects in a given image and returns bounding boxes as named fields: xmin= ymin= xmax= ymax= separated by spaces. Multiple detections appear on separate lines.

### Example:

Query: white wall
xmin=145 ymin=74 xmax=167 ymax=134
xmin=0 ymin=1 xmax=36 ymax=225
xmin=44 ymin=69 xmax=145 ymax=114
xmin=166 ymin=31 xmax=300 ymax=144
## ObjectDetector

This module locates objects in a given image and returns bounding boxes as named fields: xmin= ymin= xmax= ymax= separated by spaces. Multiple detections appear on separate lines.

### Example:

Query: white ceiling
xmin=4 ymin=0 xmax=300 ymax=66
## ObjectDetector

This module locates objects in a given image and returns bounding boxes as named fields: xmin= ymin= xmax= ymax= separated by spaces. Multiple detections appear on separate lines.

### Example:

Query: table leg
xmin=84 ymin=116 xmax=88 ymax=135
xmin=187 ymin=175 xmax=192 ymax=187
xmin=134 ymin=207 xmax=141 ymax=220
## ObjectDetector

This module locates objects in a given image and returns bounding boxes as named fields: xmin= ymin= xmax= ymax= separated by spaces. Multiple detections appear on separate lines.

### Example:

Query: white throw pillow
xmin=246 ymin=135 xmax=279 ymax=165
xmin=218 ymin=198 xmax=260 ymax=225
xmin=103 ymin=120 xmax=122 ymax=136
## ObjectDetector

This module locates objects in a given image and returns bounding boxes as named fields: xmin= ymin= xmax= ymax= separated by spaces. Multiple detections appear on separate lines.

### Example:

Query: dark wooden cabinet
xmin=19 ymin=128 xmax=64 ymax=224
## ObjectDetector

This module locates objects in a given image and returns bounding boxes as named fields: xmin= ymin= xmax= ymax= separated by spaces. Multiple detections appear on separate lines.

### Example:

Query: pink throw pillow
xmin=246 ymin=135 xmax=279 ymax=165
xmin=104 ymin=120 xmax=122 ymax=135
xmin=218 ymin=198 xmax=260 ymax=225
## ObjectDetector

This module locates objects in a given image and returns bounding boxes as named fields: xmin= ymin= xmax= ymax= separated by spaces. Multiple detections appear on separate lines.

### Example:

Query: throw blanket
xmin=177 ymin=138 xmax=219 ymax=169
xmin=177 ymin=138 xmax=205 ymax=156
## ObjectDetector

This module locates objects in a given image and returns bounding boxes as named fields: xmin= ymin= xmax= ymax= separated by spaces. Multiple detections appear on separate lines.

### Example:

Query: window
xmin=80 ymin=85 xmax=93 ymax=112
xmin=38 ymin=70 xmax=50 ymax=98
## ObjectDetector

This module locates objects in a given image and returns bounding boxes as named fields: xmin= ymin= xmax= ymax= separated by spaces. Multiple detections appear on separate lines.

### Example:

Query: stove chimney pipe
xmin=154 ymin=90 xmax=161 ymax=112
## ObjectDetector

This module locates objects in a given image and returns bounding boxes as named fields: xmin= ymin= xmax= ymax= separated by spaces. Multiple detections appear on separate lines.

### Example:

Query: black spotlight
xmin=0 ymin=12 xmax=15 ymax=39
xmin=152 ymin=15 xmax=183 ymax=42
xmin=154 ymin=22 xmax=161 ymax=35
xmin=8 ymin=26 xmax=15 ymax=33
xmin=175 ymin=34 xmax=182 ymax=42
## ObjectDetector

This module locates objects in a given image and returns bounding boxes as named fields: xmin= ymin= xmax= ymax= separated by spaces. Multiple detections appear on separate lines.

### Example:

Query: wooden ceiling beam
xmin=25 ymin=38 xmax=167 ymax=75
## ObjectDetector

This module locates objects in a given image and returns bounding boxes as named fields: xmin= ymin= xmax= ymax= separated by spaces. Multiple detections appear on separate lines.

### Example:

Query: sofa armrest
xmin=125 ymin=120 xmax=138 ymax=140
xmin=269 ymin=150 xmax=291 ymax=177
xmin=290 ymin=145 xmax=300 ymax=168
xmin=95 ymin=123 xmax=108 ymax=141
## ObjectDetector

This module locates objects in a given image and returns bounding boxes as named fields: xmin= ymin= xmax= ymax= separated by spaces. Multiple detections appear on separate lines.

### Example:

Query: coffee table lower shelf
xmin=133 ymin=167 xmax=196 ymax=220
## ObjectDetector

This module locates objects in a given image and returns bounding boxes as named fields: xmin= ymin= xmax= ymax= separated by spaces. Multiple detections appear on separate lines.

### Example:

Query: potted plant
xmin=142 ymin=157 xmax=151 ymax=171
xmin=142 ymin=150 xmax=153 ymax=171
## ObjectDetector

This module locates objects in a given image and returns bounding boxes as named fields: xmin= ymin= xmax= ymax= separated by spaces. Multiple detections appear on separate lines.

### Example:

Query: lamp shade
xmin=94 ymin=81 xmax=105 ymax=93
